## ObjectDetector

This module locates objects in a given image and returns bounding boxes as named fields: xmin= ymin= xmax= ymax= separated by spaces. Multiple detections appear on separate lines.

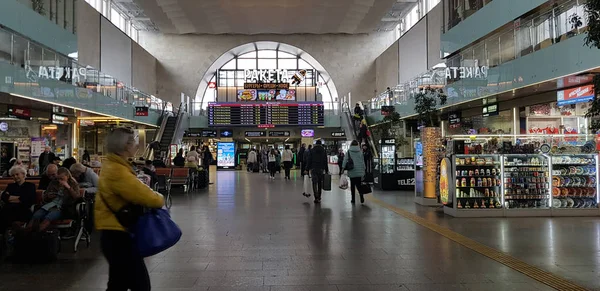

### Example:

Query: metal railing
xmin=443 ymin=0 xmax=494 ymax=33
xmin=0 ymin=26 xmax=172 ymax=115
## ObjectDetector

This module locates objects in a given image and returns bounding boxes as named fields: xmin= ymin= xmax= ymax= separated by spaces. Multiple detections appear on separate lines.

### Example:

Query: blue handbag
xmin=131 ymin=208 xmax=182 ymax=257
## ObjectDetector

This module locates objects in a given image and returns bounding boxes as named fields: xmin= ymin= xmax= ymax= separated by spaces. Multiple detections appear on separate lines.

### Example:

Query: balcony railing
xmin=0 ymin=26 xmax=171 ymax=116
xmin=367 ymin=0 xmax=588 ymax=117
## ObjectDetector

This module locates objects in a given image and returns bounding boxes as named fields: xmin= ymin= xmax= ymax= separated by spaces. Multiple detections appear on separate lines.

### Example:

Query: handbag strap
xmin=347 ymin=151 xmax=353 ymax=164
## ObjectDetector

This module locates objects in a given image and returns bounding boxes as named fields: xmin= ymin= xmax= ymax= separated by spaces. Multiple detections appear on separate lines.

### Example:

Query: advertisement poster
xmin=30 ymin=137 xmax=46 ymax=159
xmin=238 ymin=89 xmax=257 ymax=101
xmin=301 ymin=129 xmax=314 ymax=137
xmin=217 ymin=142 xmax=235 ymax=169
xmin=557 ymin=85 xmax=595 ymax=106
xmin=439 ymin=158 xmax=451 ymax=205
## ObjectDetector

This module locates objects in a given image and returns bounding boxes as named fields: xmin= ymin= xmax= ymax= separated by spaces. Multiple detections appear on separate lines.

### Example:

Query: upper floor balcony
xmin=0 ymin=26 xmax=169 ymax=125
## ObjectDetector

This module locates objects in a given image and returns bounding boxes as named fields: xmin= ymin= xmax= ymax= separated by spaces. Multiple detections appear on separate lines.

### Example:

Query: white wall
xmin=138 ymin=32 xmax=396 ymax=105
xmin=427 ymin=3 xmax=444 ymax=68
xmin=375 ymin=41 xmax=399 ymax=95
xmin=76 ymin=2 xmax=100 ymax=68
xmin=100 ymin=17 xmax=132 ymax=85
xmin=398 ymin=18 xmax=428 ymax=84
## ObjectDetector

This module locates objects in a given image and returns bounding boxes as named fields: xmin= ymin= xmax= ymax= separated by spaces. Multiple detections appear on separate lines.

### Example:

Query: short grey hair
xmin=105 ymin=127 xmax=135 ymax=154
xmin=70 ymin=163 xmax=87 ymax=174
xmin=8 ymin=165 xmax=27 ymax=176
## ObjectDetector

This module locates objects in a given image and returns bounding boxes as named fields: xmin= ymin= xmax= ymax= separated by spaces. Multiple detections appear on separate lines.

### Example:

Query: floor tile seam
xmin=366 ymin=196 xmax=589 ymax=291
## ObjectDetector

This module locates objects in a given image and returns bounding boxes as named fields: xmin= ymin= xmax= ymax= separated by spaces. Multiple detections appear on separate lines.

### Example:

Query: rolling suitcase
xmin=323 ymin=173 xmax=332 ymax=191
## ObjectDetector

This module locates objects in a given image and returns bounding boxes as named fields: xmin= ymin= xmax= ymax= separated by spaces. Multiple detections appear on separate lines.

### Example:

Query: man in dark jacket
xmin=297 ymin=144 xmax=306 ymax=175
xmin=305 ymin=140 xmax=328 ymax=203
xmin=38 ymin=146 xmax=56 ymax=172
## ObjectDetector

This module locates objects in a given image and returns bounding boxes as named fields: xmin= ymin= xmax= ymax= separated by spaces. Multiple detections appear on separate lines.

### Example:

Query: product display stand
xmin=442 ymin=153 xmax=600 ymax=217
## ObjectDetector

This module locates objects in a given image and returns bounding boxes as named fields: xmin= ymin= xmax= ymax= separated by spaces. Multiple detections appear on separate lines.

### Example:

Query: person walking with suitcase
xmin=282 ymin=145 xmax=293 ymax=180
xmin=342 ymin=140 xmax=366 ymax=204
xmin=305 ymin=140 xmax=328 ymax=204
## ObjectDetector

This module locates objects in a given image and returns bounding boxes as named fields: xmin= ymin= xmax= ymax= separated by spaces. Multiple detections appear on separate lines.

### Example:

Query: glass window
xmin=238 ymin=58 xmax=256 ymax=69
xmin=239 ymin=51 xmax=257 ymax=58
xmin=258 ymin=59 xmax=276 ymax=69
xmin=298 ymin=59 xmax=312 ymax=69
xmin=257 ymin=50 xmax=277 ymax=58
xmin=278 ymin=51 xmax=295 ymax=58
xmin=278 ymin=58 xmax=297 ymax=70
xmin=222 ymin=59 xmax=236 ymax=69
xmin=111 ymin=8 xmax=119 ymax=22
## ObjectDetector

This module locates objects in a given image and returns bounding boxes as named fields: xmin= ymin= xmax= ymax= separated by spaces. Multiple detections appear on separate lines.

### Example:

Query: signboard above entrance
xmin=244 ymin=83 xmax=290 ymax=90
xmin=557 ymin=85 xmax=595 ymax=106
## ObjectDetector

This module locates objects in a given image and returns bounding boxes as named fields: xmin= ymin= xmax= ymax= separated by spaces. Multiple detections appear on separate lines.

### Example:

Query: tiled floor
xmin=0 ymin=168 xmax=597 ymax=290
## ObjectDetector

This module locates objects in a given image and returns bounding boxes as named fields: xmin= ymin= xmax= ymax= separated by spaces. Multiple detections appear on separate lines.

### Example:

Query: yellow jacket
xmin=94 ymin=154 xmax=164 ymax=232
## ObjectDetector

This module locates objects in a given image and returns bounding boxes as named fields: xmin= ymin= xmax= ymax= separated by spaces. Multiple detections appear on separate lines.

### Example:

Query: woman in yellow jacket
xmin=95 ymin=127 xmax=164 ymax=291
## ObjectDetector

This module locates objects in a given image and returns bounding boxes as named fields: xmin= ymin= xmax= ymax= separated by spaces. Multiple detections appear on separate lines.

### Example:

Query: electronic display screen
xmin=208 ymin=102 xmax=324 ymax=126
xmin=217 ymin=142 xmax=235 ymax=169
xmin=301 ymin=129 xmax=314 ymax=137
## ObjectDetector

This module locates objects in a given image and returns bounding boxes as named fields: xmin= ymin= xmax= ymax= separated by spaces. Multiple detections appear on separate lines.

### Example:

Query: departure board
xmin=208 ymin=102 xmax=324 ymax=127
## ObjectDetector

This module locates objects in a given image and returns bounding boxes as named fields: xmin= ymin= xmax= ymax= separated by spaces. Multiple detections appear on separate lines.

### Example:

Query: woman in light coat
xmin=247 ymin=149 xmax=258 ymax=172
xmin=342 ymin=140 xmax=366 ymax=204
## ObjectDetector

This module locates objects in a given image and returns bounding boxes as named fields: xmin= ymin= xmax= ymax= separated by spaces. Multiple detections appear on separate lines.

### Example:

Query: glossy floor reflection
xmin=0 ymin=169 xmax=594 ymax=290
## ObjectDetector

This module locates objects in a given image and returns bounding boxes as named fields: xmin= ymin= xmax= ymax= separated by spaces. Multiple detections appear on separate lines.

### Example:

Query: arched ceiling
xmin=126 ymin=0 xmax=413 ymax=34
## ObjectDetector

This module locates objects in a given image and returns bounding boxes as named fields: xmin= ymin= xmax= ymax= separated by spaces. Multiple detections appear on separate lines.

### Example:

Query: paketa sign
xmin=445 ymin=66 xmax=488 ymax=79
xmin=557 ymin=85 xmax=595 ymax=106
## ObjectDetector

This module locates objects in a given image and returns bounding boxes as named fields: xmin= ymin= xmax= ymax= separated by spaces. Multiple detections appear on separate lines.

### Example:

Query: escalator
xmin=157 ymin=116 xmax=178 ymax=157
xmin=342 ymin=102 xmax=378 ymax=158
xmin=145 ymin=104 xmax=186 ymax=161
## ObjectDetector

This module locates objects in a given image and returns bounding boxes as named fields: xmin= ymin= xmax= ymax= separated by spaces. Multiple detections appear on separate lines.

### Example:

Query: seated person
xmin=70 ymin=163 xmax=99 ymax=195
xmin=29 ymin=167 xmax=80 ymax=232
xmin=173 ymin=149 xmax=185 ymax=167
xmin=153 ymin=155 xmax=167 ymax=168
xmin=62 ymin=157 xmax=77 ymax=171
xmin=38 ymin=164 xmax=58 ymax=190
xmin=90 ymin=155 xmax=102 ymax=168
xmin=0 ymin=166 xmax=35 ymax=233
xmin=142 ymin=160 xmax=158 ymax=187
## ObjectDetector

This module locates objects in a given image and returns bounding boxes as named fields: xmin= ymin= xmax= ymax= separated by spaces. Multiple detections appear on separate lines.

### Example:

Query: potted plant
xmin=414 ymin=86 xmax=447 ymax=128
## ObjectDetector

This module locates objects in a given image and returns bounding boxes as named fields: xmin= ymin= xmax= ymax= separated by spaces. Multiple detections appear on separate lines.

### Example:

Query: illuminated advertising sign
xmin=557 ymin=85 xmax=595 ymax=106
xmin=217 ymin=142 xmax=235 ymax=169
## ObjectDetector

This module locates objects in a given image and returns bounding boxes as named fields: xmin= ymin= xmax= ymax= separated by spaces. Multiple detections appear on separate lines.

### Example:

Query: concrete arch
xmin=194 ymin=41 xmax=339 ymax=106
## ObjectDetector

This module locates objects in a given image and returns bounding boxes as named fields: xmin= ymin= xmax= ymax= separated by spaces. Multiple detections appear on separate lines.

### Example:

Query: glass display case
xmin=503 ymin=154 xmax=551 ymax=215
xmin=397 ymin=157 xmax=415 ymax=190
xmin=374 ymin=139 xmax=398 ymax=190
xmin=551 ymin=154 xmax=599 ymax=213
xmin=453 ymin=154 xmax=503 ymax=210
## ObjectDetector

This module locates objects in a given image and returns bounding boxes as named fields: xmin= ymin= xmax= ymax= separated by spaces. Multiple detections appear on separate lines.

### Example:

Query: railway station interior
xmin=1 ymin=0 xmax=600 ymax=290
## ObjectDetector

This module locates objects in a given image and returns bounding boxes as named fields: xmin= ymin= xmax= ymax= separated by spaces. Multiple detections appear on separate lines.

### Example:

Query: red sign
xmin=208 ymin=82 xmax=217 ymax=89
xmin=9 ymin=107 xmax=31 ymax=117
xmin=258 ymin=124 xmax=275 ymax=128
xmin=557 ymin=85 xmax=595 ymax=105
xmin=135 ymin=106 xmax=149 ymax=116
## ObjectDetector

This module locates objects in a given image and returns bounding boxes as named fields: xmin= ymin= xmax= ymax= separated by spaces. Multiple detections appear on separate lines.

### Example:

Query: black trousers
xmin=268 ymin=162 xmax=276 ymax=177
xmin=283 ymin=161 xmax=292 ymax=178
xmin=311 ymin=169 xmax=325 ymax=200
xmin=101 ymin=230 xmax=150 ymax=291
xmin=349 ymin=177 xmax=363 ymax=202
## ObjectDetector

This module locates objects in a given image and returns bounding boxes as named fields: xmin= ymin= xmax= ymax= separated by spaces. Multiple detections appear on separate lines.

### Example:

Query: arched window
xmin=197 ymin=42 xmax=338 ymax=112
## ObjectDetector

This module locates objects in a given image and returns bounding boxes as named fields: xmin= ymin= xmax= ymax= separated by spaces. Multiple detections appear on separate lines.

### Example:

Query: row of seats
xmin=0 ymin=178 xmax=91 ymax=252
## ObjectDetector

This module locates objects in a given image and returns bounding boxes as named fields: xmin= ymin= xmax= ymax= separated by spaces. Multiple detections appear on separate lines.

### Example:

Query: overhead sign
xmin=269 ymin=131 xmax=290 ymax=137
xmin=0 ymin=122 xmax=8 ymax=132
xmin=331 ymin=132 xmax=345 ymax=137
xmin=245 ymin=131 xmax=266 ymax=137
xmin=135 ymin=106 xmax=149 ymax=116
xmin=220 ymin=129 xmax=233 ymax=137
xmin=381 ymin=106 xmax=395 ymax=116
xmin=301 ymin=129 xmax=314 ymax=137
xmin=52 ymin=114 xmax=69 ymax=125
xmin=202 ymin=130 xmax=217 ymax=137
xmin=79 ymin=120 xmax=95 ymax=126
xmin=482 ymin=103 xmax=498 ymax=117
xmin=448 ymin=112 xmax=461 ymax=128
xmin=557 ymin=85 xmax=595 ymax=106
xmin=244 ymin=83 xmax=290 ymax=90
xmin=38 ymin=66 xmax=87 ymax=82
xmin=445 ymin=66 xmax=488 ymax=79
xmin=8 ymin=106 xmax=31 ymax=120
xmin=208 ymin=81 xmax=217 ymax=89
xmin=184 ymin=132 xmax=203 ymax=137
